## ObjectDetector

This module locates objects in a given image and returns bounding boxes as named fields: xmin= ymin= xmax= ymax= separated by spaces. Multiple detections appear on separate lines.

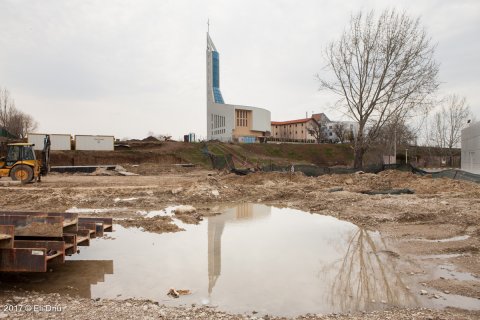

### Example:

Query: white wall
xmin=236 ymin=105 xmax=271 ymax=132
xmin=207 ymin=103 xmax=235 ymax=141
xmin=461 ymin=122 xmax=480 ymax=174
xmin=75 ymin=135 xmax=114 ymax=151
xmin=325 ymin=121 xmax=358 ymax=142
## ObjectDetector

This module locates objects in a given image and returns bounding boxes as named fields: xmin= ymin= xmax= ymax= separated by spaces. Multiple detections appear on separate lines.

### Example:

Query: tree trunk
xmin=353 ymin=123 xmax=366 ymax=169
xmin=353 ymin=145 xmax=364 ymax=169
xmin=448 ymin=147 xmax=453 ymax=167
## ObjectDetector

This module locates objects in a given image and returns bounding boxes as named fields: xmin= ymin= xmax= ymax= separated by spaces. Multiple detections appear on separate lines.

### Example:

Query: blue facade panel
xmin=212 ymin=51 xmax=220 ymax=88
xmin=213 ymin=88 xmax=224 ymax=104
xmin=212 ymin=51 xmax=224 ymax=104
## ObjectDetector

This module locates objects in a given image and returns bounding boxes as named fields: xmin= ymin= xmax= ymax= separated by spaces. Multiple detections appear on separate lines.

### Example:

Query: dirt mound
xmin=396 ymin=211 xmax=436 ymax=223
xmin=142 ymin=136 xmax=159 ymax=142
xmin=222 ymin=171 xmax=311 ymax=185
xmin=119 ymin=216 xmax=183 ymax=233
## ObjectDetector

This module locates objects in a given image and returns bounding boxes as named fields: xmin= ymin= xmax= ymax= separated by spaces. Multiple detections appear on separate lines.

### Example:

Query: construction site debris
xmin=167 ymin=288 xmax=179 ymax=298
xmin=177 ymin=289 xmax=191 ymax=295
xmin=173 ymin=205 xmax=203 ymax=224
xmin=171 ymin=187 xmax=183 ymax=195
xmin=89 ymin=167 xmax=116 ymax=176
xmin=174 ymin=163 xmax=196 ymax=167
xmin=119 ymin=216 xmax=183 ymax=233
xmin=328 ymin=187 xmax=344 ymax=192
xmin=167 ymin=288 xmax=191 ymax=298
xmin=173 ymin=205 xmax=196 ymax=214
xmin=360 ymin=188 xmax=415 ymax=195
xmin=117 ymin=171 xmax=139 ymax=176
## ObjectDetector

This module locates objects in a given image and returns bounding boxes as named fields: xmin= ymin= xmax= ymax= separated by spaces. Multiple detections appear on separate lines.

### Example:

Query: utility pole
xmin=393 ymin=127 xmax=397 ymax=164
xmin=405 ymin=148 xmax=408 ymax=164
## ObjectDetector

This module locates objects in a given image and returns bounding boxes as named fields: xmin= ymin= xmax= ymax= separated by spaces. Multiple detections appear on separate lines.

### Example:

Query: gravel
xmin=0 ymin=292 xmax=479 ymax=320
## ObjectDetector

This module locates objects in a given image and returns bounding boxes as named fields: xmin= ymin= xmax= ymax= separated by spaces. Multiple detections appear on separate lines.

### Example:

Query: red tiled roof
xmin=271 ymin=118 xmax=313 ymax=125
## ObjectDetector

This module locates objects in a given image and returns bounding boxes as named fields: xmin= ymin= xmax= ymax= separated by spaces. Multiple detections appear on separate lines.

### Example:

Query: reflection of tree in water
xmin=323 ymin=228 xmax=417 ymax=312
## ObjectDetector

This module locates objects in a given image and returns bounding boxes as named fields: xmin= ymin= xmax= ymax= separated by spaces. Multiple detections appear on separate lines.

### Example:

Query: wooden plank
xmin=0 ymin=215 xmax=64 ymax=237
xmin=0 ymin=248 xmax=47 ymax=272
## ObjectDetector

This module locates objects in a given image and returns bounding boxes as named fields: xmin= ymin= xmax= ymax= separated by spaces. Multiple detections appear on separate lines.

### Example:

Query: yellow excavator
xmin=0 ymin=135 xmax=50 ymax=183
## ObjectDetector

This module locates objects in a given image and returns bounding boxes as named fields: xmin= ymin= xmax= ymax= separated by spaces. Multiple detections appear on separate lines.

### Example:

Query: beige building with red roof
xmin=271 ymin=118 xmax=319 ymax=142
xmin=271 ymin=113 xmax=358 ymax=143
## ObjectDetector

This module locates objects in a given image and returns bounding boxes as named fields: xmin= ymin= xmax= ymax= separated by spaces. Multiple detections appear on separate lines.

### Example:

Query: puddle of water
xmin=413 ymin=235 xmax=470 ymax=243
xmin=136 ymin=206 xmax=178 ymax=219
xmin=424 ymin=292 xmax=480 ymax=311
xmin=416 ymin=254 xmax=478 ymax=281
xmin=136 ymin=209 xmax=172 ymax=218
xmin=430 ymin=265 xmax=479 ymax=282
xmin=417 ymin=254 xmax=465 ymax=260
xmin=3 ymin=204 xmax=422 ymax=316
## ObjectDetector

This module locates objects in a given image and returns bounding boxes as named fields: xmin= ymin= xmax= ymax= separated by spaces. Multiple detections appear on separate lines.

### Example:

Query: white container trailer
xmin=28 ymin=133 xmax=71 ymax=151
xmin=28 ymin=133 xmax=46 ymax=151
xmin=75 ymin=135 xmax=114 ymax=151
xmin=461 ymin=122 xmax=480 ymax=174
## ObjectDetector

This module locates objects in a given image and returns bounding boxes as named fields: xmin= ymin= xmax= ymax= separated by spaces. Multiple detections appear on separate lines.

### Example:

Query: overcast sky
xmin=1 ymin=0 xmax=479 ymax=140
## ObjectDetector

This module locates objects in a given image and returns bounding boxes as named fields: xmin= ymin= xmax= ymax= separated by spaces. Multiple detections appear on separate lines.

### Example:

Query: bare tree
xmin=0 ymin=87 xmax=38 ymax=139
xmin=0 ymin=87 xmax=14 ymax=130
xmin=306 ymin=120 xmax=327 ymax=143
xmin=375 ymin=114 xmax=416 ymax=161
xmin=345 ymin=129 xmax=354 ymax=143
xmin=332 ymin=123 xmax=350 ymax=143
xmin=318 ymin=9 xmax=439 ymax=168
xmin=432 ymin=94 xmax=472 ymax=166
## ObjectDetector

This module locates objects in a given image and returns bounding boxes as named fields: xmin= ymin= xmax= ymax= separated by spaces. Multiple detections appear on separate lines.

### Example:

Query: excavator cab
xmin=0 ymin=135 xmax=50 ymax=183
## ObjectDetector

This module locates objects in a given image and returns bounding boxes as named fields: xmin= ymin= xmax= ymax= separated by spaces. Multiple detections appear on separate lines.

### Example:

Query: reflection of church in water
xmin=207 ymin=203 xmax=271 ymax=294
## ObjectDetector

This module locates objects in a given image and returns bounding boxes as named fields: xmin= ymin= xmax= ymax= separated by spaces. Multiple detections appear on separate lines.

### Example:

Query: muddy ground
xmin=0 ymin=166 xmax=479 ymax=319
